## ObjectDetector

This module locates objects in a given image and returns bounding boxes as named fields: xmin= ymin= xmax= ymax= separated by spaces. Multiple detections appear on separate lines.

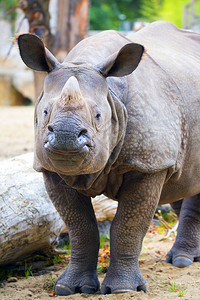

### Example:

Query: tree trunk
xmin=0 ymin=153 xmax=117 ymax=265
xmin=18 ymin=0 xmax=90 ymax=99
xmin=18 ymin=0 xmax=53 ymax=98
xmin=18 ymin=0 xmax=52 ymax=45
xmin=55 ymin=0 xmax=90 ymax=59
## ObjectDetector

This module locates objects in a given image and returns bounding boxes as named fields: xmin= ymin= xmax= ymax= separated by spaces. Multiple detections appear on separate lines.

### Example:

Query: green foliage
xmin=0 ymin=0 xmax=18 ymax=21
xmin=90 ymin=0 xmax=145 ymax=30
xmin=90 ymin=0 xmax=200 ymax=30
xmin=139 ymin=0 xmax=161 ymax=22
xmin=159 ymin=0 xmax=189 ymax=28
xmin=1 ymin=0 xmax=196 ymax=32
xmin=90 ymin=0 xmax=120 ymax=30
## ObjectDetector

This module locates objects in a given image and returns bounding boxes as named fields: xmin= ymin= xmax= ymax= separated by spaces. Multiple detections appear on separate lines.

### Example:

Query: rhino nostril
xmin=48 ymin=125 xmax=54 ymax=132
xmin=78 ymin=129 xmax=88 ymax=138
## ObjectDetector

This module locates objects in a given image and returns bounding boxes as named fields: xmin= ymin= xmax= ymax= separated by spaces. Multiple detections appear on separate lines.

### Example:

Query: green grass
xmin=168 ymin=282 xmax=180 ymax=292
xmin=99 ymin=233 xmax=110 ymax=249
xmin=168 ymin=282 xmax=188 ymax=297
xmin=52 ymin=254 xmax=68 ymax=266
xmin=177 ymin=287 xmax=188 ymax=297
xmin=43 ymin=274 xmax=56 ymax=292
xmin=24 ymin=260 xmax=32 ymax=279
xmin=97 ymin=264 xmax=108 ymax=274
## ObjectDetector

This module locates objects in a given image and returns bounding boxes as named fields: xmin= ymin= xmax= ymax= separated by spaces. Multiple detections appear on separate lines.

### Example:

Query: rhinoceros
xmin=17 ymin=21 xmax=200 ymax=295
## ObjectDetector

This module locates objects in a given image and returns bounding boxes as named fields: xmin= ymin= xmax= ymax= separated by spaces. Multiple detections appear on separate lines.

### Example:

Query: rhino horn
xmin=60 ymin=76 xmax=82 ymax=106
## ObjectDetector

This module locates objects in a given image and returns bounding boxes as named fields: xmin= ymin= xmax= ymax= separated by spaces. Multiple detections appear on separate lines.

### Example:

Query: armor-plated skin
xmin=18 ymin=21 xmax=200 ymax=295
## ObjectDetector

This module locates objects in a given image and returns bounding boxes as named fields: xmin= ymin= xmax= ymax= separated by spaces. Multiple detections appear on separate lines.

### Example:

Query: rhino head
xmin=18 ymin=34 xmax=144 ymax=176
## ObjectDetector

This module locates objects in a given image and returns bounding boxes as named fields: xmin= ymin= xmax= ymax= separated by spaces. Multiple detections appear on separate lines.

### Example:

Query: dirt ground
xmin=0 ymin=106 xmax=34 ymax=160
xmin=0 ymin=106 xmax=200 ymax=300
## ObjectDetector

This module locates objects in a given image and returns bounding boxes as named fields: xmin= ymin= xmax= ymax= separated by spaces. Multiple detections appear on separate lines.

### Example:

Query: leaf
xmin=48 ymin=291 xmax=56 ymax=297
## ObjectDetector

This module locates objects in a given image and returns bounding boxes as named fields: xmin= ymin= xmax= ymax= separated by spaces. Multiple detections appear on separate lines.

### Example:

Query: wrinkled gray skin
xmin=18 ymin=21 xmax=200 ymax=295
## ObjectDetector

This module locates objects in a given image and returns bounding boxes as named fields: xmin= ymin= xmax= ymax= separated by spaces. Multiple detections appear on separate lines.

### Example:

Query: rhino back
xmin=64 ymin=30 xmax=130 ymax=65
xmin=128 ymin=21 xmax=200 ymax=102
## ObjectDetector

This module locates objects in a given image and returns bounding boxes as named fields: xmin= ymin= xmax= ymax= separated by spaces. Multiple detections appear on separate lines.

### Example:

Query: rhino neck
xmin=105 ymin=79 xmax=128 ymax=173
xmin=58 ymin=80 xmax=128 ymax=196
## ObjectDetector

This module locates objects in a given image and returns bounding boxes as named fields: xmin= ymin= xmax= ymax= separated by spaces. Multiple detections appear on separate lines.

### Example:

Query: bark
xmin=0 ymin=153 xmax=117 ymax=265
xmin=18 ymin=0 xmax=90 ymax=98
xmin=18 ymin=0 xmax=51 ymax=45
xmin=18 ymin=0 xmax=51 ymax=98
xmin=92 ymin=196 xmax=117 ymax=222
xmin=18 ymin=0 xmax=52 ymax=99
xmin=55 ymin=0 xmax=90 ymax=58
xmin=0 ymin=153 xmax=65 ymax=265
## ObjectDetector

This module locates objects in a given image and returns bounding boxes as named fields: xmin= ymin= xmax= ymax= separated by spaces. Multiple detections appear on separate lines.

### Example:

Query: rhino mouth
xmin=44 ymin=141 xmax=92 ymax=161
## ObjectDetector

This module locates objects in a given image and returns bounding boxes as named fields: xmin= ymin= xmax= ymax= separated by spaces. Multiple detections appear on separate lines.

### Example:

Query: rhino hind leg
xmin=166 ymin=195 xmax=200 ymax=267
xmin=169 ymin=199 xmax=183 ymax=217
xmin=43 ymin=171 xmax=100 ymax=296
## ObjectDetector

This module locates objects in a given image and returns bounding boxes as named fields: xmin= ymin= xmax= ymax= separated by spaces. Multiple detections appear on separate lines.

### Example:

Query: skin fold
xmin=18 ymin=21 xmax=200 ymax=295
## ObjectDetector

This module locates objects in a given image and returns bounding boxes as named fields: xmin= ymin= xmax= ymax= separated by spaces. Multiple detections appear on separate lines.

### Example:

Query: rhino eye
xmin=95 ymin=113 xmax=101 ymax=120
xmin=43 ymin=109 xmax=48 ymax=116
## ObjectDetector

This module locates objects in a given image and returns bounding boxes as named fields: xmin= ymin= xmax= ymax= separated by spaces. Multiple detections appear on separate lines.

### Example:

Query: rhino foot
xmin=166 ymin=248 xmax=200 ymax=268
xmin=55 ymin=266 xmax=99 ymax=296
xmin=166 ymin=255 xmax=193 ymax=268
xmin=101 ymin=284 xmax=147 ymax=295
xmin=101 ymin=268 xmax=147 ymax=294
xmin=55 ymin=283 xmax=98 ymax=296
xmin=167 ymin=196 xmax=200 ymax=268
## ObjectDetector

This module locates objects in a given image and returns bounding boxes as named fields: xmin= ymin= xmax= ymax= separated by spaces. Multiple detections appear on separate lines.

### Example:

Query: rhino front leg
xmin=166 ymin=195 xmax=200 ymax=267
xmin=102 ymin=170 xmax=167 ymax=294
xmin=43 ymin=171 xmax=100 ymax=296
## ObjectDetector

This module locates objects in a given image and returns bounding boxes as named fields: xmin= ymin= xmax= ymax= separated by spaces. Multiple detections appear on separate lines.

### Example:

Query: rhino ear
xmin=17 ymin=33 xmax=59 ymax=72
xmin=96 ymin=43 xmax=144 ymax=77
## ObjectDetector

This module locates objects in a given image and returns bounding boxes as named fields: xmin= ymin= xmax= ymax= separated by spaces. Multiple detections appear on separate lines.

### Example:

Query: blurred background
xmin=0 ymin=0 xmax=200 ymax=159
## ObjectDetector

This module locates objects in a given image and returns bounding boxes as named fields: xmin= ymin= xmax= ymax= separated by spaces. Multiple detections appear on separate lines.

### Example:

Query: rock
xmin=12 ymin=70 xmax=35 ymax=103
xmin=27 ymin=290 xmax=33 ymax=297
xmin=0 ymin=66 xmax=34 ymax=105
xmin=0 ymin=15 xmax=35 ymax=106
xmin=0 ymin=69 xmax=23 ymax=105
xmin=7 ymin=277 xmax=18 ymax=283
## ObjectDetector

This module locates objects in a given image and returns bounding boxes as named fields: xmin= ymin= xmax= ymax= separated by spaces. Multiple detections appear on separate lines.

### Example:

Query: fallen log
xmin=0 ymin=153 xmax=117 ymax=265
xmin=0 ymin=153 xmax=65 ymax=265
